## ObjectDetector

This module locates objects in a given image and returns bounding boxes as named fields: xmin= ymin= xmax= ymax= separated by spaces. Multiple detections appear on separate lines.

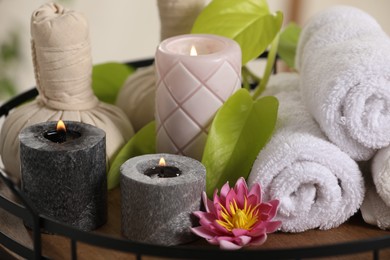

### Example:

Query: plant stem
xmin=242 ymin=65 xmax=261 ymax=90
xmin=241 ymin=67 xmax=250 ymax=90
xmin=252 ymin=33 xmax=280 ymax=100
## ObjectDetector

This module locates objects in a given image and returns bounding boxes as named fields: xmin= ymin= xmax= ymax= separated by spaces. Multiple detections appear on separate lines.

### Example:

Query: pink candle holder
xmin=155 ymin=34 xmax=241 ymax=160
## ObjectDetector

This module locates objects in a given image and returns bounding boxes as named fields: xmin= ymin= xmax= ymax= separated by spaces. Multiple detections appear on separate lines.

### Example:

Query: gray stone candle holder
xmin=120 ymin=153 xmax=206 ymax=246
xmin=19 ymin=121 xmax=107 ymax=231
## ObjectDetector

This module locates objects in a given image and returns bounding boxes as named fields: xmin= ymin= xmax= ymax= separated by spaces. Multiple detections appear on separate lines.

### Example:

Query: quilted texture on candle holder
xmin=155 ymin=55 xmax=241 ymax=160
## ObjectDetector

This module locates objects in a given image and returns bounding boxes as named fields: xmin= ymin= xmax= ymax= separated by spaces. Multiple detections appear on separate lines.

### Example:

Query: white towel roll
xmin=248 ymin=73 xmax=364 ymax=232
xmin=360 ymin=166 xmax=390 ymax=230
xmin=371 ymin=146 xmax=390 ymax=208
xmin=296 ymin=6 xmax=390 ymax=161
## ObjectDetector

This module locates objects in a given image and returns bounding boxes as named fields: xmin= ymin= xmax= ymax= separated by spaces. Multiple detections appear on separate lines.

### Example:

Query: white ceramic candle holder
xmin=155 ymin=34 xmax=241 ymax=160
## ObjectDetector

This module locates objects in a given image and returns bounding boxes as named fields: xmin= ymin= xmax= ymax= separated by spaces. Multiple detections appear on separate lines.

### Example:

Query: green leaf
xmin=92 ymin=62 xmax=134 ymax=104
xmin=0 ymin=78 xmax=17 ymax=99
xmin=192 ymin=0 xmax=283 ymax=64
xmin=202 ymin=89 xmax=278 ymax=196
xmin=278 ymin=22 xmax=301 ymax=69
xmin=0 ymin=32 xmax=20 ymax=63
xmin=107 ymin=121 xmax=156 ymax=190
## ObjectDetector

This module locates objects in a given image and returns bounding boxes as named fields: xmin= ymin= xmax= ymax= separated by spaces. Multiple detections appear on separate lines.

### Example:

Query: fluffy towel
xmin=368 ymin=147 xmax=390 ymax=229
xmin=369 ymin=146 xmax=390 ymax=209
xmin=360 ymin=164 xmax=390 ymax=230
xmin=0 ymin=3 xmax=134 ymax=179
xmin=248 ymin=73 xmax=364 ymax=232
xmin=296 ymin=6 xmax=390 ymax=161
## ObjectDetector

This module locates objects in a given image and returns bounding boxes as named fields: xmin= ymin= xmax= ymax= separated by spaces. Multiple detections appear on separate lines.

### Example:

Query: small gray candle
xmin=19 ymin=121 xmax=107 ymax=231
xmin=120 ymin=153 xmax=205 ymax=245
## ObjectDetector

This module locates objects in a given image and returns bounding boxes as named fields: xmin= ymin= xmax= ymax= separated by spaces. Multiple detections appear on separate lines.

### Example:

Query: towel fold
xmin=360 ymin=164 xmax=390 ymax=230
xmin=296 ymin=6 xmax=390 ymax=161
xmin=367 ymin=150 xmax=390 ymax=242
xmin=248 ymin=73 xmax=364 ymax=232
xmin=371 ymin=146 xmax=390 ymax=208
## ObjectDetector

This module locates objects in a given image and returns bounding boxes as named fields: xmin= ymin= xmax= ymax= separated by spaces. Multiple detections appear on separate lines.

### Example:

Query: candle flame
xmin=190 ymin=45 xmax=197 ymax=56
xmin=159 ymin=157 xmax=166 ymax=166
xmin=56 ymin=120 xmax=66 ymax=132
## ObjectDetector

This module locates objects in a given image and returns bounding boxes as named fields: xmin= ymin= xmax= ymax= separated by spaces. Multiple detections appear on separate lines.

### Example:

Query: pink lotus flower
xmin=191 ymin=177 xmax=281 ymax=250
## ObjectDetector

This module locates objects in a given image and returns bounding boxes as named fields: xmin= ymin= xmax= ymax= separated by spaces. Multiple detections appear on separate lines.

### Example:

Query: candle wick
xmin=59 ymin=129 xmax=66 ymax=142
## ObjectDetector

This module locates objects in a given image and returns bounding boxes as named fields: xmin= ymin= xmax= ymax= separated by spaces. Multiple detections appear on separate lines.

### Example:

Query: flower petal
xmin=232 ymin=228 xmax=249 ymax=237
xmin=246 ymin=194 xmax=259 ymax=207
xmin=248 ymin=226 xmax=266 ymax=237
xmin=217 ymin=236 xmax=235 ymax=242
xmin=238 ymin=235 xmax=252 ymax=246
xmin=213 ymin=189 xmax=221 ymax=205
xmin=213 ymin=220 xmax=230 ymax=235
xmin=207 ymin=237 xmax=220 ymax=245
xmin=199 ymin=217 xmax=215 ymax=228
xmin=249 ymin=183 xmax=262 ymax=203
xmin=193 ymin=211 xmax=214 ymax=221
xmin=193 ymin=178 xmax=278 ymax=250
xmin=267 ymin=199 xmax=280 ymax=219
xmin=225 ymin=189 xmax=237 ymax=214
xmin=249 ymin=233 xmax=267 ymax=246
xmin=234 ymin=177 xmax=248 ymax=207
xmin=214 ymin=203 xmax=223 ymax=219
xmin=219 ymin=239 xmax=242 ymax=250
xmin=191 ymin=226 xmax=216 ymax=240
xmin=265 ymin=221 xmax=282 ymax=233
xmin=206 ymin=225 xmax=226 ymax=236
xmin=251 ymin=219 xmax=281 ymax=234
xmin=234 ymin=177 xmax=248 ymax=193
xmin=202 ymin=192 xmax=215 ymax=215
xmin=193 ymin=211 xmax=215 ymax=227
xmin=220 ymin=181 xmax=230 ymax=200
xmin=258 ymin=202 xmax=272 ymax=215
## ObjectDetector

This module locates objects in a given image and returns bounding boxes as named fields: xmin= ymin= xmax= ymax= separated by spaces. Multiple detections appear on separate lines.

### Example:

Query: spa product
xmin=120 ymin=153 xmax=205 ymax=245
xmin=20 ymin=121 xmax=107 ymax=231
xmin=0 ymin=3 xmax=134 ymax=179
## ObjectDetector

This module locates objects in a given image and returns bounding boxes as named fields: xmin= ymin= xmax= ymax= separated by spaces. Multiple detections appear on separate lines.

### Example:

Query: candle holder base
xmin=120 ymin=153 xmax=206 ymax=246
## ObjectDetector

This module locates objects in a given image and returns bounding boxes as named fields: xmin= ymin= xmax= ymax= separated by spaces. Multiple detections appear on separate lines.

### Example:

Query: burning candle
xmin=144 ymin=157 xmax=182 ymax=178
xmin=190 ymin=45 xmax=197 ymax=56
xmin=120 ymin=153 xmax=205 ymax=245
xmin=155 ymin=34 xmax=242 ymax=160
xmin=19 ymin=120 xmax=107 ymax=231
xmin=44 ymin=120 xmax=81 ymax=143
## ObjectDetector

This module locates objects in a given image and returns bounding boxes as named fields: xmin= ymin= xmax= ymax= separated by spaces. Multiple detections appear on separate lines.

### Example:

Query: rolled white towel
xmin=360 ymin=169 xmax=390 ymax=230
xmin=248 ymin=73 xmax=364 ymax=232
xmin=296 ymin=6 xmax=390 ymax=161
xmin=371 ymin=146 xmax=390 ymax=208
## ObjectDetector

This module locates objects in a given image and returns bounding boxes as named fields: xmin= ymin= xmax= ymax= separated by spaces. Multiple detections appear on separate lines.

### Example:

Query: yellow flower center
xmin=216 ymin=198 xmax=259 ymax=231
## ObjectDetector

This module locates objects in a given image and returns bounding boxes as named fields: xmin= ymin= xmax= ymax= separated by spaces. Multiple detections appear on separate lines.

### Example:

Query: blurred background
xmin=0 ymin=0 xmax=389 ymax=100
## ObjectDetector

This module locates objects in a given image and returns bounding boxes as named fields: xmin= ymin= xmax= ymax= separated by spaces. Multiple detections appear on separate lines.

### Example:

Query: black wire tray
xmin=1 ymin=58 xmax=390 ymax=260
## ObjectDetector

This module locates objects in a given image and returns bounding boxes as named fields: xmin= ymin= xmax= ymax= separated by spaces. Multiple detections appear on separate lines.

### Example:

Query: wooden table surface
xmin=1 ymin=182 xmax=390 ymax=260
